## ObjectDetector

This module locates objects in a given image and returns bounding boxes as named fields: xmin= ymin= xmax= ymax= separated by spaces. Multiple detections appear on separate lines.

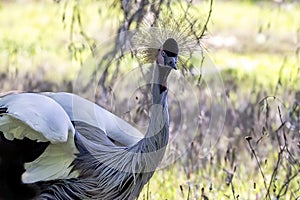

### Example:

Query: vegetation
xmin=0 ymin=0 xmax=299 ymax=199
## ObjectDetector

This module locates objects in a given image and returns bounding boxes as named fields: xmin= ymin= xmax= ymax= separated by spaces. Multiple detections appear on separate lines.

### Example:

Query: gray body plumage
xmin=38 ymin=86 xmax=169 ymax=199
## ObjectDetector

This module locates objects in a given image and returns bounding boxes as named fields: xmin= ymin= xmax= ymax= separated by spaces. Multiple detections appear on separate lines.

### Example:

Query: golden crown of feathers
xmin=132 ymin=6 xmax=207 ymax=71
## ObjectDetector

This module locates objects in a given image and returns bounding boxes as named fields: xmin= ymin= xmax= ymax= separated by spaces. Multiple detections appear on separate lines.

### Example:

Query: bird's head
xmin=152 ymin=38 xmax=178 ymax=102
xmin=156 ymin=38 xmax=179 ymax=70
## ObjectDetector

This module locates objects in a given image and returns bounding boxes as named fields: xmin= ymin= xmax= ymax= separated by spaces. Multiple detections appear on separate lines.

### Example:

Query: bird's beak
xmin=165 ymin=57 xmax=178 ymax=70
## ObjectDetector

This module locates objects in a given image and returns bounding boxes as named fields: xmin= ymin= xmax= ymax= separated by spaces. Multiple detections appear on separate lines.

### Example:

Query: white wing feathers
xmin=0 ymin=93 xmax=78 ymax=183
xmin=0 ymin=93 xmax=75 ymax=143
xmin=0 ymin=92 xmax=143 ymax=184
xmin=22 ymin=133 xmax=79 ymax=183
xmin=45 ymin=92 xmax=143 ymax=146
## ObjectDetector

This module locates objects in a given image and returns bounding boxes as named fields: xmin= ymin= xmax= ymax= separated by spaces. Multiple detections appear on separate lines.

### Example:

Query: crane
xmin=0 ymin=38 xmax=179 ymax=199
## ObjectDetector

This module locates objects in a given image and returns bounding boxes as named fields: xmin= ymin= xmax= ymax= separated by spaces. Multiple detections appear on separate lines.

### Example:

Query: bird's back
xmin=0 ymin=93 xmax=151 ymax=200
xmin=35 ymin=120 xmax=154 ymax=200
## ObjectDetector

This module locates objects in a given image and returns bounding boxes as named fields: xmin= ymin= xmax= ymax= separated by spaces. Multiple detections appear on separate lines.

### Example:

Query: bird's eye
xmin=161 ymin=51 xmax=166 ymax=56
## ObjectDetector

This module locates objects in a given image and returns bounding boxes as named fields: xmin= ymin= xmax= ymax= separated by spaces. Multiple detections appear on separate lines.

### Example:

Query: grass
xmin=0 ymin=0 xmax=299 ymax=199
xmin=0 ymin=1 xmax=74 ymax=83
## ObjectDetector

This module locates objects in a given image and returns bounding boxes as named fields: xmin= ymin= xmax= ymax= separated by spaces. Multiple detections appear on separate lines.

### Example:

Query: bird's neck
xmin=125 ymin=65 xmax=170 ymax=175
xmin=139 ymin=63 xmax=170 ymax=152
xmin=143 ymin=90 xmax=169 ymax=149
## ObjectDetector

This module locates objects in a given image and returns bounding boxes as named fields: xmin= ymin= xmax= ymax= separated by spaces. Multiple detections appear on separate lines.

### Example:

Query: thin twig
xmin=199 ymin=0 xmax=213 ymax=41
xmin=276 ymin=171 xmax=300 ymax=198
xmin=246 ymin=139 xmax=270 ymax=199
xmin=265 ymin=146 xmax=284 ymax=199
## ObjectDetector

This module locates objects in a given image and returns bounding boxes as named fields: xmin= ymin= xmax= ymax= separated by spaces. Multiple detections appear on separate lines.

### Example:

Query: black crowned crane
xmin=0 ymin=38 xmax=179 ymax=199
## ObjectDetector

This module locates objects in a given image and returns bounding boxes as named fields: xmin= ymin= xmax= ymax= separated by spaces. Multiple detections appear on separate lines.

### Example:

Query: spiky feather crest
xmin=133 ymin=6 xmax=204 ymax=71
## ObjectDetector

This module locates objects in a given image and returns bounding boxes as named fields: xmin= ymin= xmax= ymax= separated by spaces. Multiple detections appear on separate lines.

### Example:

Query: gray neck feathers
xmin=134 ymin=65 xmax=170 ymax=153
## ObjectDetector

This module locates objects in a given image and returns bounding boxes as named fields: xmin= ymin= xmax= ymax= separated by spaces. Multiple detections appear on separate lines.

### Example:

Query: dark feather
xmin=0 ymin=133 xmax=49 ymax=200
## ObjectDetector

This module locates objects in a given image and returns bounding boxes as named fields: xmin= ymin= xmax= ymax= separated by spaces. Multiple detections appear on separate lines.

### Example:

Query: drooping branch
xmin=58 ymin=0 xmax=214 ymax=101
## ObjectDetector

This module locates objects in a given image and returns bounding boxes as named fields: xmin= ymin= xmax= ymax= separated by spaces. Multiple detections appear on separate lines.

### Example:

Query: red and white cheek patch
xmin=157 ymin=48 xmax=164 ymax=65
